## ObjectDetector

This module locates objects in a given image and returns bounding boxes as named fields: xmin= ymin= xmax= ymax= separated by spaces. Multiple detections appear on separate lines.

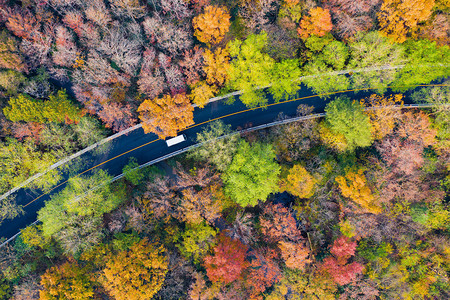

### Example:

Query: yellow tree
xmin=203 ymin=47 xmax=230 ymax=87
xmin=318 ymin=122 xmax=348 ymax=152
xmin=279 ymin=164 xmax=317 ymax=198
xmin=193 ymin=6 xmax=231 ymax=46
xmin=297 ymin=7 xmax=333 ymax=39
xmin=137 ymin=93 xmax=194 ymax=139
xmin=103 ymin=239 xmax=168 ymax=300
xmin=40 ymin=260 xmax=95 ymax=300
xmin=360 ymin=94 xmax=404 ymax=140
xmin=378 ymin=0 xmax=435 ymax=43
xmin=189 ymin=81 xmax=218 ymax=108
xmin=336 ymin=169 xmax=381 ymax=214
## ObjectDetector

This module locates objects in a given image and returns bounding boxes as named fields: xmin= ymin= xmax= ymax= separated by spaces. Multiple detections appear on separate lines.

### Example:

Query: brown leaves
xmin=279 ymin=240 xmax=311 ymax=270
xmin=260 ymin=203 xmax=302 ymax=243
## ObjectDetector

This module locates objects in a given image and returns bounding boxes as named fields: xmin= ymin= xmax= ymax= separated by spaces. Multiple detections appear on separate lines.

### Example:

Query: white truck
xmin=166 ymin=134 xmax=187 ymax=147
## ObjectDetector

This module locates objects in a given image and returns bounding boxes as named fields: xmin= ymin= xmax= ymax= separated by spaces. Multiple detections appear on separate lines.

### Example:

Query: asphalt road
xmin=0 ymin=83 xmax=433 ymax=241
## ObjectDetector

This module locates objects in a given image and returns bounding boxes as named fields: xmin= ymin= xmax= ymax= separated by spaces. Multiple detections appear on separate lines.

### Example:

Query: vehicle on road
xmin=166 ymin=134 xmax=187 ymax=147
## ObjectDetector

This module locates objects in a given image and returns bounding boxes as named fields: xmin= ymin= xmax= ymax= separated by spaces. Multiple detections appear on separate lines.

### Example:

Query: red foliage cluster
xmin=203 ymin=234 xmax=249 ymax=284
xmin=320 ymin=236 xmax=363 ymax=285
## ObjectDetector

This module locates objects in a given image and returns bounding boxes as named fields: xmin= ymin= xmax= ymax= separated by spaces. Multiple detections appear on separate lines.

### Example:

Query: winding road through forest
xmin=0 ymin=81 xmax=445 ymax=243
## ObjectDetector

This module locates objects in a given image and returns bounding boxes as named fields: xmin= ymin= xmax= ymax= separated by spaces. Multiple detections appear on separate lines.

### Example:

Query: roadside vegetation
xmin=1 ymin=87 xmax=449 ymax=299
xmin=0 ymin=0 xmax=449 ymax=298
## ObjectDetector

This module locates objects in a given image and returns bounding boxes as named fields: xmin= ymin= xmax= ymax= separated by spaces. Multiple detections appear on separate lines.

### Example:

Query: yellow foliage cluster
xmin=279 ymin=164 xmax=317 ymax=198
xmin=335 ymin=169 xmax=381 ymax=214
xmin=203 ymin=47 xmax=230 ymax=87
xmin=193 ymin=6 xmax=231 ymax=46
xmin=103 ymin=239 xmax=168 ymax=300
xmin=360 ymin=94 xmax=404 ymax=140
xmin=137 ymin=93 xmax=194 ymax=139
xmin=189 ymin=81 xmax=218 ymax=108
xmin=378 ymin=0 xmax=435 ymax=43
xmin=318 ymin=122 xmax=348 ymax=152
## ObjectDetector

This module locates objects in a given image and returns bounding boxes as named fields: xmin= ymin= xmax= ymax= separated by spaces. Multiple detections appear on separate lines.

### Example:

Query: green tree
xmin=3 ymin=90 xmax=82 ymax=123
xmin=325 ymin=96 xmax=373 ymax=150
xmin=0 ymin=138 xmax=60 ymax=194
xmin=0 ymin=195 xmax=23 ymax=226
xmin=224 ymin=141 xmax=280 ymax=206
xmin=348 ymin=32 xmax=406 ymax=92
xmin=178 ymin=222 xmax=217 ymax=263
xmin=20 ymin=224 xmax=51 ymax=249
xmin=270 ymin=59 xmax=302 ymax=101
xmin=189 ymin=120 xmax=240 ymax=171
xmin=394 ymin=40 xmax=450 ymax=90
xmin=303 ymin=39 xmax=350 ymax=95
xmin=72 ymin=116 xmax=107 ymax=148
xmin=0 ymin=275 xmax=12 ymax=300
xmin=123 ymin=157 xmax=144 ymax=186
xmin=228 ymin=32 xmax=275 ymax=107
xmin=38 ymin=170 xmax=124 ymax=253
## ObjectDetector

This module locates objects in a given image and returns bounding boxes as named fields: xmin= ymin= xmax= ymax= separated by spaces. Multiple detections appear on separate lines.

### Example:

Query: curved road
xmin=0 ymin=82 xmax=444 ymax=242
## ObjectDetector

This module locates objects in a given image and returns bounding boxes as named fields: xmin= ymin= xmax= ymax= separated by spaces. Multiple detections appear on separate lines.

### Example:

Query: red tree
xmin=203 ymin=234 xmax=249 ymax=284
xmin=320 ymin=236 xmax=364 ymax=285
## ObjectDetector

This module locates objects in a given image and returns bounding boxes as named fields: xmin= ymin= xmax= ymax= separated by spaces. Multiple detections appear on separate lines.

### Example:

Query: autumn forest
xmin=0 ymin=0 xmax=449 ymax=299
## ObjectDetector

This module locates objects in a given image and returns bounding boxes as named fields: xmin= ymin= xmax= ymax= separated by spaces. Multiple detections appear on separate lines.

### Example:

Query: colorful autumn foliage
xmin=137 ymin=93 xmax=194 ymax=139
xmin=320 ymin=236 xmax=364 ymax=285
xmin=378 ymin=0 xmax=435 ymax=43
xmin=103 ymin=239 xmax=168 ymax=300
xmin=40 ymin=260 xmax=95 ymax=300
xmin=360 ymin=94 xmax=404 ymax=140
xmin=336 ymin=169 xmax=381 ymax=214
xmin=203 ymin=234 xmax=249 ymax=284
xmin=279 ymin=164 xmax=317 ymax=198
xmin=4 ymin=91 xmax=82 ymax=124
xmin=297 ymin=7 xmax=333 ymax=39
xmin=193 ymin=6 xmax=231 ymax=46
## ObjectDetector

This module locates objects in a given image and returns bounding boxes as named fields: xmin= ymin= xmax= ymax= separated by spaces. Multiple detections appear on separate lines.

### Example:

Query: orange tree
xmin=193 ymin=6 xmax=231 ymax=46
xmin=378 ymin=0 xmax=435 ymax=43
xmin=137 ymin=93 xmax=194 ymax=139
xmin=297 ymin=7 xmax=333 ymax=39
xmin=102 ymin=238 xmax=168 ymax=300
